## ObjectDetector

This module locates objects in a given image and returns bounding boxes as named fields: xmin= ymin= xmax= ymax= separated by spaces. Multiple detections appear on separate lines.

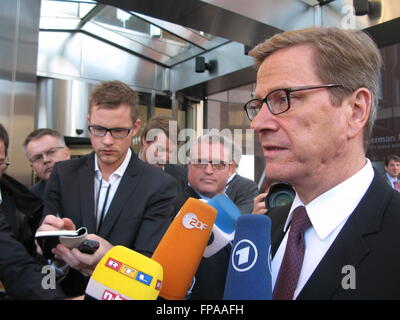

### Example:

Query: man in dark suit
xmin=0 ymin=124 xmax=42 ymax=255
xmin=382 ymin=154 xmax=400 ymax=191
xmin=177 ymin=132 xmax=247 ymax=299
xmin=23 ymin=128 xmax=71 ymax=199
xmin=246 ymin=27 xmax=400 ymax=299
xmin=0 ymin=213 xmax=66 ymax=299
xmin=37 ymin=81 xmax=177 ymax=297
xmin=0 ymin=123 xmax=65 ymax=299
xmin=139 ymin=115 xmax=188 ymax=210
xmin=225 ymin=155 xmax=259 ymax=214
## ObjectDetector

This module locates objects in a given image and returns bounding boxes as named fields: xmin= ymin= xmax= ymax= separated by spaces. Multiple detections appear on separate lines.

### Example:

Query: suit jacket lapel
xmin=268 ymin=204 xmax=291 ymax=258
xmin=98 ymin=152 xmax=141 ymax=238
xmin=79 ymin=153 xmax=96 ymax=233
xmin=298 ymin=171 xmax=389 ymax=299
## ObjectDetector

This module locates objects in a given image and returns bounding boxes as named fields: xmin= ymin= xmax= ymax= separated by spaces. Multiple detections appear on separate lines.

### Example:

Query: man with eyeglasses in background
xmin=23 ymin=128 xmax=71 ymax=199
xmin=36 ymin=80 xmax=177 ymax=298
xmin=176 ymin=132 xmax=244 ymax=299
xmin=245 ymin=27 xmax=400 ymax=299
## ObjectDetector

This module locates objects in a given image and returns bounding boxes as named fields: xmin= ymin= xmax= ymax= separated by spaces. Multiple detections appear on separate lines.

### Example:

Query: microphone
xmin=85 ymin=246 xmax=163 ymax=300
xmin=152 ymin=197 xmax=217 ymax=300
xmin=223 ymin=214 xmax=272 ymax=300
xmin=203 ymin=194 xmax=241 ymax=258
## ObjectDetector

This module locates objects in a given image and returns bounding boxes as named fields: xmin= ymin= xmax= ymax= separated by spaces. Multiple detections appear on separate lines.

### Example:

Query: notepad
xmin=35 ymin=227 xmax=88 ymax=259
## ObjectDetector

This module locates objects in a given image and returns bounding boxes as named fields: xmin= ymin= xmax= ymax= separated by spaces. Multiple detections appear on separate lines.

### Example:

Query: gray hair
xmin=23 ymin=128 xmax=66 ymax=156
xmin=189 ymin=131 xmax=241 ymax=164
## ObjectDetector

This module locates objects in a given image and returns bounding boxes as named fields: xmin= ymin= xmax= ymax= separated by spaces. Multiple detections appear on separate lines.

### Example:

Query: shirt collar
xmin=283 ymin=159 xmax=374 ymax=240
xmin=227 ymin=173 xmax=236 ymax=185
xmin=94 ymin=148 xmax=132 ymax=182
xmin=385 ymin=172 xmax=397 ymax=183
xmin=188 ymin=182 xmax=225 ymax=202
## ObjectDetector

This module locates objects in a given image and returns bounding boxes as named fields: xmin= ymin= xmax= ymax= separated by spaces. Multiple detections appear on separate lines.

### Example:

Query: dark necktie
xmin=394 ymin=180 xmax=399 ymax=191
xmin=273 ymin=205 xmax=312 ymax=300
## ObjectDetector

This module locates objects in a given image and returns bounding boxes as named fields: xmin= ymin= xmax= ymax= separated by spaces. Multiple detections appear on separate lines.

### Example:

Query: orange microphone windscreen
xmin=152 ymin=197 xmax=217 ymax=300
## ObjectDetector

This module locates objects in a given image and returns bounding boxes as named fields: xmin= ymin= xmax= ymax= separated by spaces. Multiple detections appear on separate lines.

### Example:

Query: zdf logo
xmin=182 ymin=213 xmax=208 ymax=230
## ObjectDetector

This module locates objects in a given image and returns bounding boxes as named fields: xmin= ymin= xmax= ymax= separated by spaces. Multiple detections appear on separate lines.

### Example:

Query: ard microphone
xmin=223 ymin=214 xmax=272 ymax=300
xmin=203 ymin=194 xmax=241 ymax=258
xmin=85 ymin=246 xmax=163 ymax=300
xmin=152 ymin=197 xmax=217 ymax=300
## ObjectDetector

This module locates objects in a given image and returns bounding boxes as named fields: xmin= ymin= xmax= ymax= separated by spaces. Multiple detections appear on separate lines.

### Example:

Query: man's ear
xmin=64 ymin=147 xmax=71 ymax=160
xmin=346 ymin=87 xmax=371 ymax=140
xmin=131 ymin=118 xmax=141 ymax=137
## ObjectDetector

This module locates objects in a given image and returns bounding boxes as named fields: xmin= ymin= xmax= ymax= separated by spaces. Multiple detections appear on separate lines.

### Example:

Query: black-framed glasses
xmin=243 ymin=84 xmax=343 ymax=120
xmin=0 ymin=161 xmax=10 ymax=170
xmin=88 ymin=125 xmax=132 ymax=139
xmin=30 ymin=147 xmax=65 ymax=164
xmin=190 ymin=160 xmax=230 ymax=171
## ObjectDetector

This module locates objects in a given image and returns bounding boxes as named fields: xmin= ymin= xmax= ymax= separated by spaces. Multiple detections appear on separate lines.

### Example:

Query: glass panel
xmin=41 ymin=0 xmax=80 ymax=19
xmin=41 ymin=0 xmax=95 ymax=19
xmin=91 ymin=6 xmax=196 ymax=59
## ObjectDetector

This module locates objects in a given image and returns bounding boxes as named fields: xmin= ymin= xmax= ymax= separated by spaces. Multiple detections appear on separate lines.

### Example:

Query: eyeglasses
xmin=88 ymin=125 xmax=132 ymax=139
xmin=30 ymin=147 xmax=65 ymax=164
xmin=190 ymin=160 xmax=230 ymax=171
xmin=243 ymin=84 xmax=343 ymax=120
xmin=0 ymin=161 xmax=10 ymax=170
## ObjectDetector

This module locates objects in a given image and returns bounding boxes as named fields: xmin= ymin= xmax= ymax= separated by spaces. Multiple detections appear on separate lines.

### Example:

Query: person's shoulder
xmin=134 ymin=158 xmax=176 ymax=184
xmin=233 ymin=174 xmax=257 ymax=185
xmin=54 ymin=153 xmax=93 ymax=171
xmin=385 ymin=187 xmax=400 ymax=210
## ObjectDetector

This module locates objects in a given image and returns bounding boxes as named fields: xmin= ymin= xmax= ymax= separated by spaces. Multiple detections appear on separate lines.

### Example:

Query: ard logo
xmin=232 ymin=239 xmax=258 ymax=272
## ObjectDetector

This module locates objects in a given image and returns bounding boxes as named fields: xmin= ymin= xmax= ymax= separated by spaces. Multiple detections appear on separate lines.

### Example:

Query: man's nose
xmin=250 ymin=103 xmax=279 ymax=133
xmin=204 ymin=163 xmax=214 ymax=174
xmin=102 ymin=131 xmax=114 ymax=144
xmin=42 ymin=153 xmax=52 ymax=163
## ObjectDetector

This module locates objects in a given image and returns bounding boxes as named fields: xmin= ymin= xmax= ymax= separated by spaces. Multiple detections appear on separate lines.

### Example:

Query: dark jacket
xmin=0 ymin=173 xmax=43 ymax=255
xmin=0 ymin=213 xmax=65 ymax=299
xmin=43 ymin=151 xmax=177 ymax=297
xmin=268 ymin=171 xmax=400 ymax=299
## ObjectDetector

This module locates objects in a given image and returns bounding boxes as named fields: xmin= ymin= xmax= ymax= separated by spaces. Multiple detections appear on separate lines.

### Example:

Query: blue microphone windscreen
xmin=223 ymin=214 xmax=272 ymax=300
xmin=208 ymin=194 xmax=241 ymax=234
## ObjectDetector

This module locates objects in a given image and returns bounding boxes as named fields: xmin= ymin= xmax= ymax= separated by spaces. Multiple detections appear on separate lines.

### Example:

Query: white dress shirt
xmin=385 ymin=172 xmax=399 ymax=190
xmin=271 ymin=159 xmax=374 ymax=299
xmin=94 ymin=149 xmax=132 ymax=230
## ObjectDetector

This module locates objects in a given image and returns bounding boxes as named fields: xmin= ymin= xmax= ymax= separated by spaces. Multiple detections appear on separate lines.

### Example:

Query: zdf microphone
xmin=223 ymin=214 xmax=272 ymax=300
xmin=152 ymin=197 xmax=217 ymax=300
xmin=85 ymin=246 xmax=163 ymax=300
